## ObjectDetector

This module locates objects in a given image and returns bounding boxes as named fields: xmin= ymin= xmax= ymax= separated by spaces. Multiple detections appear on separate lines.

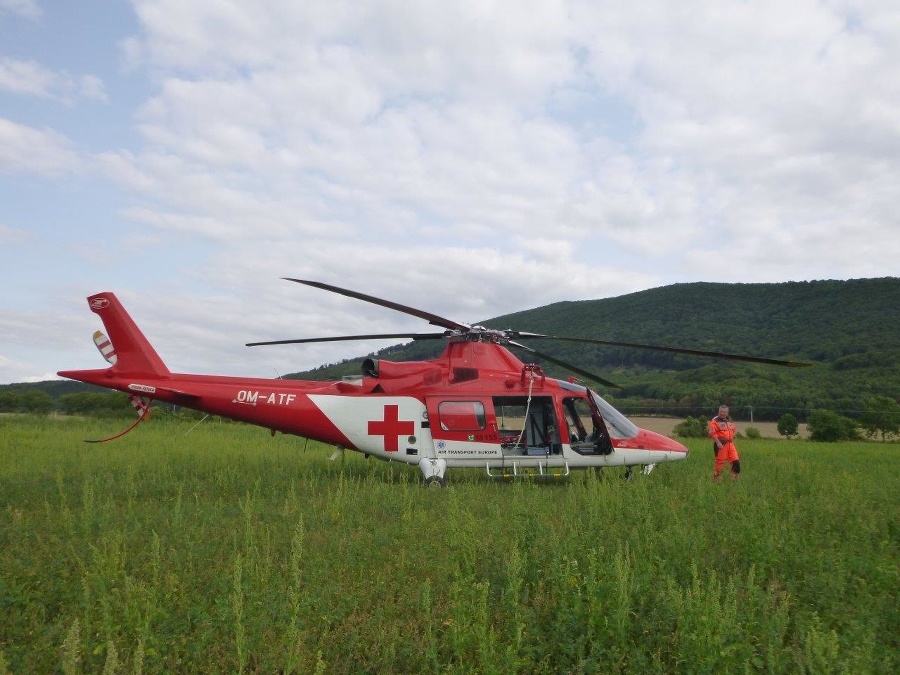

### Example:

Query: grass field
xmin=1 ymin=415 xmax=897 ymax=673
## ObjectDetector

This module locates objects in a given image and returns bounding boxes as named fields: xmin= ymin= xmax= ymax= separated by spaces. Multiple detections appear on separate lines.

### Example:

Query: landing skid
xmin=486 ymin=460 xmax=571 ymax=480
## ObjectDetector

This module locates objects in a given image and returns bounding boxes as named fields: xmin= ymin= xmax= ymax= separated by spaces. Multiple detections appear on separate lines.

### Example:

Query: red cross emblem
xmin=368 ymin=404 xmax=415 ymax=452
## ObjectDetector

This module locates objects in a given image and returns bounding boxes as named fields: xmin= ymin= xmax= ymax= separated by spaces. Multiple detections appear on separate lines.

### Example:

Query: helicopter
xmin=58 ymin=279 xmax=809 ymax=486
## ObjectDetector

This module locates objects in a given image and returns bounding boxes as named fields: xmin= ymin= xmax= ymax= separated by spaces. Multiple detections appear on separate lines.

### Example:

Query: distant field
xmin=631 ymin=416 xmax=810 ymax=439
xmin=1 ymin=415 xmax=897 ymax=673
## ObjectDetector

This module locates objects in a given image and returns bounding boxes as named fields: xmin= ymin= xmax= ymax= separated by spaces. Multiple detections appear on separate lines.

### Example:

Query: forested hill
xmin=4 ymin=277 xmax=898 ymax=421
xmin=292 ymin=277 xmax=900 ymax=420
xmin=489 ymin=277 xmax=899 ymax=365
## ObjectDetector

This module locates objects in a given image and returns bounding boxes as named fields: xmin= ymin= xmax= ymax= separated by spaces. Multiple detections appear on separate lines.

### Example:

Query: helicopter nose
xmin=634 ymin=428 xmax=690 ymax=458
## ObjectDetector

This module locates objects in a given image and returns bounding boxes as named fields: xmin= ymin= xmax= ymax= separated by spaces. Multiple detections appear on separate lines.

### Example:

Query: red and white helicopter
xmin=59 ymin=279 xmax=808 ymax=486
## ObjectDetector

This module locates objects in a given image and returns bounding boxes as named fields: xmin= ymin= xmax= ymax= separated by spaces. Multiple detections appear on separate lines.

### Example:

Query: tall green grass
xmin=1 ymin=414 xmax=897 ymax=673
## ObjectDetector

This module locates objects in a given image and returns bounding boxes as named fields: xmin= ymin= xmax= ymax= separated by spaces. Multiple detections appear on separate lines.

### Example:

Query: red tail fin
xmin=84 ymin=293 xmax=170 ymax=378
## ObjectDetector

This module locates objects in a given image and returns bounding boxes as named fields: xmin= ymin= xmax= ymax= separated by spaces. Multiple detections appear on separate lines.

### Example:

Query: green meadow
xmin=1 ymin=415 xmax=897 ymax=673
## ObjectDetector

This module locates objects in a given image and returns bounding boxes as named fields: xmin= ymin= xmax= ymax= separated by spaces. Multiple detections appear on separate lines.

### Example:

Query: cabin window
xmin=494 ymin=396 xmax=561 ymax=454
xmin=438 ymin=401 xmax=487 ymax=431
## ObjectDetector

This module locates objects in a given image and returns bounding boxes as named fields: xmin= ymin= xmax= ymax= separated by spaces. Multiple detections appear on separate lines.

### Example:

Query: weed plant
xmin=1 ymin=414 xmax=898 ymax=673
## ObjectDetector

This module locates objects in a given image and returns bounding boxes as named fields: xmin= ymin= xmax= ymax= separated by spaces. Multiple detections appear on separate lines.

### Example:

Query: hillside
xmin=4 ymin=277 xmax=899 ymax=421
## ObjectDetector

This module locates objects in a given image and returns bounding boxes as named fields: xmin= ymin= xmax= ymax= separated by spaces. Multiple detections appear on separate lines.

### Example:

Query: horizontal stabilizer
xmin=157 ymin=386 xmax=201 ymax=402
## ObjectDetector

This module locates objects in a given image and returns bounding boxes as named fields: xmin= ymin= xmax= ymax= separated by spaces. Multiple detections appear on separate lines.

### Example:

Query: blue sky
xmin=1 ymin=0 xmax=899 ymax=384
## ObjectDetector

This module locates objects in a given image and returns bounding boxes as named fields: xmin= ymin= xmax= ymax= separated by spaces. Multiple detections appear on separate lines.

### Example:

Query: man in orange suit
xmin=709 ymin=404 xmax=740 ymax=481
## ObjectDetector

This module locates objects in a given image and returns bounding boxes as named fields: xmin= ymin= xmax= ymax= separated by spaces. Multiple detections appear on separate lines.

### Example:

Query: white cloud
xmin=129 ymin=1 xmax=576 ymax=101
xmin=78 ymin=75 xmax=107 ymax=102
xmin=73 ymin=244 xmax=657 ymax=380
xmin=0 ymin=0 xmax=41 ymax=20
xmin=95 ymin=0 xmax=900 ymax=312
xmin=0 ymin=117 xmax=79 ymax=175
xmin=0 ymin=352 xmax=65 ymax=385
xmin=0 ymin=57 xmax=108 ymax=103
xmin=0 ymin=222 xmax=29 ymax=245
xmin=0 ymin=58 xmax=56 ymax=97
xmin=20 ymin=372 xmax=63 ymax=383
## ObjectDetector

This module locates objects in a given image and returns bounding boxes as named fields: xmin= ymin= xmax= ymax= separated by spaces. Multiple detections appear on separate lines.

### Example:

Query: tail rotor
xmin=84 ymin=325 xmax=154 ymax=443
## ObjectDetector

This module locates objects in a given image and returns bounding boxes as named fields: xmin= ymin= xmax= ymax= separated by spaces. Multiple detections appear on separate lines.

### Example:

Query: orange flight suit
xmin=708 ymin=415 xmax=740 ymax=479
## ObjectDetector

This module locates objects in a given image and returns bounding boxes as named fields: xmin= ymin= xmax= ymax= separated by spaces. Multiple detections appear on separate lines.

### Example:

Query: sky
xmin=1 ymin=0 xmax=898 ymax=384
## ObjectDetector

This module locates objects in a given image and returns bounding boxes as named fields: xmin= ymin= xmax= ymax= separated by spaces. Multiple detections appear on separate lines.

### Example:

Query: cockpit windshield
xmin=556 ymin=378 xmax=640 ymax=440
xmin=590 ymin=391 xmax=639 ymax=439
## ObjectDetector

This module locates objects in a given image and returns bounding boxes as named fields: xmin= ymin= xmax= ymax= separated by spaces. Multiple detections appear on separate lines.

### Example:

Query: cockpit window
xmin=556 ymin=379 xmax=640 ymax=441
xmin=590 ymin=392 xmax=639 ymax=439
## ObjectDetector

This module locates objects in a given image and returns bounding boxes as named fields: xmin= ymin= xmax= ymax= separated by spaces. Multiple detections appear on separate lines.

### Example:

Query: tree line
xmin=0 ymin=390 xmax=133 ymax=416
xmin=0 ymin=391 xmax=212 ymax=420
xmin=672 ymin=395 xmax=900 ymax=442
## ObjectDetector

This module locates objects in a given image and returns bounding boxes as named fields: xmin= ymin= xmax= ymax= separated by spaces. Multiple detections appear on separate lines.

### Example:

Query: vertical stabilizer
xmin=86 ymin=293 xmax=170 ymax=378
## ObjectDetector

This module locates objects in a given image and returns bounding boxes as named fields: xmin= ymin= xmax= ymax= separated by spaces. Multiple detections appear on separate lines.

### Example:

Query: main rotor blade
xmin=519 ymin=335 xmax=811 ymax=368
xmin=246 ymin=332 xmax=447 ymax=347
xmin=508 ymin=340 xmax=621 ymax=389
xmin=284 ymin=278 xmax=469 ymax=331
